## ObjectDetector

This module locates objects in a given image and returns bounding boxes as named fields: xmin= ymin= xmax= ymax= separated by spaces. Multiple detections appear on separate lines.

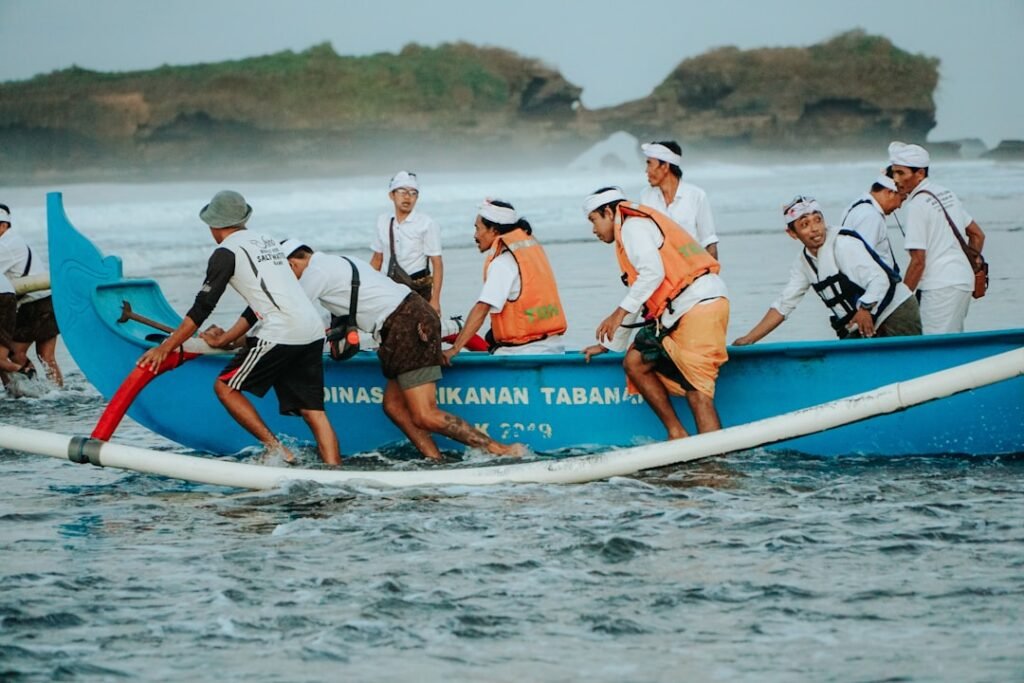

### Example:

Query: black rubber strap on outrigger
xmin=68 ymin=436 xmax=104 ymax=466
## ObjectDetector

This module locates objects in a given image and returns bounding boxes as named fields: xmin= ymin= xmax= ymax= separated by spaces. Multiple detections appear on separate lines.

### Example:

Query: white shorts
xmin=918 ymin=287 xmax=971 ymax=335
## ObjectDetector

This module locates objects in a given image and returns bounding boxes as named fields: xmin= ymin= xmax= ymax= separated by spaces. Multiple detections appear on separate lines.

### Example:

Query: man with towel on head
xmin=138 ymin=191 xmax=341 ymax=466
xmin=282 ymin=239 xmax=523 ymax=461
xmin=840 ymin=174 xmax=904 ymax=273
xmin=733 ymin=196 xmax=921 ymax=345
xmin=443 ymin=199 xmax=567 ymax=359
xmin=369 ymin=171 xmax=444 ymax=314
xmin=887 ymin=141 xmax=986 ymax=334
xmin=582 ymin=186 xmax=729 ymax=440
xmin=639 ymin=141 xmax=720 ymax=260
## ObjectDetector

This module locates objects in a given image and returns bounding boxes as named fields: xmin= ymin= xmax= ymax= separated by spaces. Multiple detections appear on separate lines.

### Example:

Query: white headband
xmin=582 ymin=187 xmax=626 ymax=217
xmin=0 ymin=206 xmax=9 ymax=222
xmin=389 ymin=171 xmax=419 ymax=192
xmin=640 ymin=143 xmax=683 ymax=168
xmin=280 ymin=239 xmax=311 ymax=258
xmin=873 ymin=174 xmax=898 ymax=192
xmin=783 ymin=196 xmax=822 ymax=226
xmin=478 ymin=199 xmax=518 ymax=225
xmin=888 ymin=141 xmax=930 ymax=168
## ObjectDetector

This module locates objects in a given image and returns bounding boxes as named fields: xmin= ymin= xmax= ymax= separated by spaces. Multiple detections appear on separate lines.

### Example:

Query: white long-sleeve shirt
xmin=604 ymin=216 xmax=728 ymax=351
xmin=841 ymin=193 xmax=898 ymax=271
xmin=639 ymin=181 xmax=719 ymax=248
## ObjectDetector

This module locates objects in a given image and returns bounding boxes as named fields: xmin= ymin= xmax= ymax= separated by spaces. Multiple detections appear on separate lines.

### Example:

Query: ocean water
xmin=2 ymin=160 xmax=1023 ymax=681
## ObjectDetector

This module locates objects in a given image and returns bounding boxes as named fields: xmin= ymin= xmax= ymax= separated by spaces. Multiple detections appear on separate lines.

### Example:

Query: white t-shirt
xmin=0 ymin=230 xmax=49 ymax=303
xmin=902 ymin=179 xmax=974 ymax=292
xmin=639 ymin=181 xmax=719 ymax=248
xmin=370 ymin=209 xmax=442 ymax=275
xmin=604 ymin=216 xmax=728 ymax=352
xmin=841 ymin=193 xmax=898 ymax=271
xmin=0 ymin=274 xmax=13 ymax=295
xmin=299 ymin=252 xmax=410 ymax=341
xmin=219 ymin=231 xmax=324 ymax=345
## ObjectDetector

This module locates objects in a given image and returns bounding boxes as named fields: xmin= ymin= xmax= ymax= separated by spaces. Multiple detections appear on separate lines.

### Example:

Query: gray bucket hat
xmin=199 ymin=190 xmax=253 ymax=228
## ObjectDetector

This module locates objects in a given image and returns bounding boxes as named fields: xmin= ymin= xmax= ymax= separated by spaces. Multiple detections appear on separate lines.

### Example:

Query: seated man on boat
xmin=369 ymin=171 xmax=444 ymax=313
xmin=733 ymin=196 xmax=922 ymax=345
xmin=888 ymin=141 xmax=986 ymax=334
xmin=137 ymin=191 xmax=341 ymax=466
xmin=281 ymin=239 xmax=523 ymax=461
xmin=840 ymin=174 xmax=904 ymax=273
xmin=639 ymin=141 xmax=720 ymax=260
xmin=443 ymin=199 xmax=567 ymax=359
xmin=0 ymin=204 xmax=63 ymax=386
xmin=581 ymin=187 xmax=730 ymax=440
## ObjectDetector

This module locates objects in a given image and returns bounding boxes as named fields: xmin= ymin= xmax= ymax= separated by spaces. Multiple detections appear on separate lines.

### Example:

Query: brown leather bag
xmin=916 ymin=190 xmax=988 ymax=299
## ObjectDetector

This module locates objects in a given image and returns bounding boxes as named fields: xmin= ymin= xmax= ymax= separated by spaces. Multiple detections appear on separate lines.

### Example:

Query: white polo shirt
xmin=902 ymin=179 xmax=974 ymax=292
xmin=841 ymin=193 xmax=898 ymax=271
xmin=639 ymin=181 xmax=719 ymax=248
xmin=370 ymin=209 xmax=442 ymax=275
xmin=298 ymin=252 xmax=410 ymax=341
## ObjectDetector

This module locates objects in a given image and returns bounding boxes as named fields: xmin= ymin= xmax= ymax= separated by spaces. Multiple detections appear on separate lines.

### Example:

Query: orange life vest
xmin=483 ymin=228 xmax=568 ymax=345
xmin=614 ymin=202 xmax=720 ymax=319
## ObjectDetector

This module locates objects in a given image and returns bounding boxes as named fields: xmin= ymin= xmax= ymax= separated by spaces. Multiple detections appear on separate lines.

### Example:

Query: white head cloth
xmin=888 ymin=141 xmax=930 ymax=168
xmin=783 ymin=196 xmax=822 ymax=226
xmin=389 ymin=171 xmax=419 ymax=192
xmin=873 ymin=174 xmax=898 ymax=192
xmin=280 ymin=239 xmax=311 ymax=258
xmin=478 ymin=199 xmax=518 ymax=225
xmin=0 ymin=206 xmax=9 ymax=223
xmin=582 ymin=187 xmax=626 ymax=217
xmin=640 ymin=142 xmax=683 ymax=168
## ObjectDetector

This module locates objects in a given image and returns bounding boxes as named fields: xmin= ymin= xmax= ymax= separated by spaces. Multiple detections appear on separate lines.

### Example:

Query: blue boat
xmin=47 ymin=192 xmax=1024 ymax=457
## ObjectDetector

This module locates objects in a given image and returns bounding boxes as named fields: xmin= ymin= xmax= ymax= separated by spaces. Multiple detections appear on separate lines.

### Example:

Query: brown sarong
xmin=0 ymin=293 xmax=16 ymax=351
xmin=14 ymin=296 xmax=59 ymax=344
xmin=377 ymin=293 xmax=443 ymax=385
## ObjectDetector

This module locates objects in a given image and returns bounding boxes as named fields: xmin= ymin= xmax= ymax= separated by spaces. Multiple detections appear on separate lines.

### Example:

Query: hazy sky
xmin=2 ymin=0 xmax=1021 ymax=146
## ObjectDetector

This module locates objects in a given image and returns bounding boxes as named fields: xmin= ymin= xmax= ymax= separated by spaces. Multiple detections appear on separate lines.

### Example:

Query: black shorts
xmin=14 ymin=296 xmax=59 ymax=344
xmin=217 ymin=337 xmax=325 ymax=415
xmin=0 ymin=293 xmax=15 ymax=351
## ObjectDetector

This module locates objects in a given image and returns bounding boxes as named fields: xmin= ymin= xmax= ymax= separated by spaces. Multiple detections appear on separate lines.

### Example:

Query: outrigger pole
xmin=1 ymin=348 xmax=1022 ymax=490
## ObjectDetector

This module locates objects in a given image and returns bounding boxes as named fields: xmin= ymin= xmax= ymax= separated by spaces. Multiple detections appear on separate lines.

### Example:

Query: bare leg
xmin=402 ymin=382 xmax=523 ymax=457
xmin=623 ymin=348 xmax=689 ymax=439
xmin=300 ymin=409 xmax=341 ymax=466
xmin=213 ymin=380 xmax=294 ymax=462
xmin=382 ymin=380 xmax=442 ymax=460
xmin=0 ymin=345 xmax=21 ymax=374
xmin=685 ymin=391 xmax=721 ymax=434
xmin=34 ymin=337 xmax=63 ymax=387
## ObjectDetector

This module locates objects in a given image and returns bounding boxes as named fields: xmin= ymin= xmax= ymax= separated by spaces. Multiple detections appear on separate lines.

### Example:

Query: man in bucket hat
xmin=138 ymin=190 xmax=341 ymax=466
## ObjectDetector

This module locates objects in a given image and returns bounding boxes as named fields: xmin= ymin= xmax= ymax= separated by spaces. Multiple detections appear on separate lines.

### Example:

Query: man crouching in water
xmin=282 ymin=240 xmax=523 ymax=461
xmin=138 ymin=191 xmax=340 ymax=466
xmin=582 ymin=187 xmax=730 ymax=440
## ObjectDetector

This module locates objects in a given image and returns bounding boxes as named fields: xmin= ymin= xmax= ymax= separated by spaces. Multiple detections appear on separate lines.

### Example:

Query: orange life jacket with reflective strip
xmin=483 ymin=228 xmax=568 ymax=345
xmin=614 ymin=202 xmax=720 ymax=320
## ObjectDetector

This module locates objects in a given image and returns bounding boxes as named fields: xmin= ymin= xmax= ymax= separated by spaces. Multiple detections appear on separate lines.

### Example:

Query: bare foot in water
xmin=259 ymin=445 xmax=297 ymax=467
xmin=486 ymin=442 xmax=527 ymax=457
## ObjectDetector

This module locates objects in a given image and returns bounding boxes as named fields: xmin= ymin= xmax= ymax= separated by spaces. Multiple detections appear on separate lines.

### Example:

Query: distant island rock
xmin=0 ymin=31 xmax=940 ymax=181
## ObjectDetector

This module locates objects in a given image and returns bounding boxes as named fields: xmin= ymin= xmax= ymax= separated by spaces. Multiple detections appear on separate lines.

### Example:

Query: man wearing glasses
xmin=369 ymin=171 xmax=444 ymax=314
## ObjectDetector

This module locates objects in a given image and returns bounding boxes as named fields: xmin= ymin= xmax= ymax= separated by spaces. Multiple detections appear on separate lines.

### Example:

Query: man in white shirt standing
xmin=369 ymin=171 xmax=444 ymax=314
xmin=733 ymin=196 xmax=921 ymax=345
xmin=889 ymin=141 xmax=985 ymax=334
xmin=840 ymin=174 xmax=904 ymax=273
xmin=639 ymin=141 xmax=720 ymax=260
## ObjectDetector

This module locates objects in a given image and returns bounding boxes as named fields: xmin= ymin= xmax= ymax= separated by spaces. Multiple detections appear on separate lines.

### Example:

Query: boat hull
xmin=47 ymin=192 xmax=1024 ymax=457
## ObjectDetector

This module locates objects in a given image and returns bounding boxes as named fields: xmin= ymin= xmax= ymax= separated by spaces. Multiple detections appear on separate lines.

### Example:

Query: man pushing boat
xmin=581 ymin=187 xmax=730 ymax=440
xmin=281 ymin=239 xmax=523 ymax=461
xmin=137 ymin=191 xmax=341 ymax=466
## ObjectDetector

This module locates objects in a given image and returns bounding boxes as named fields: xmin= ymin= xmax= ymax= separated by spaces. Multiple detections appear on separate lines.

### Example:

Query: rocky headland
xmin=0 ymin=31 xmax=949 ymax=183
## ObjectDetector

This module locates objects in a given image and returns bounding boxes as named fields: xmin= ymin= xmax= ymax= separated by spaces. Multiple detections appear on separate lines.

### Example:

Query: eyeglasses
xmin=394 ymin=188 xmax=419 ymax=198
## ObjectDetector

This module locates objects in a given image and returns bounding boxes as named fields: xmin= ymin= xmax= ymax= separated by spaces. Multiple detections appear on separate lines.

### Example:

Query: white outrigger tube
xmin=1 ymin=348 xmax=1022 ymax=490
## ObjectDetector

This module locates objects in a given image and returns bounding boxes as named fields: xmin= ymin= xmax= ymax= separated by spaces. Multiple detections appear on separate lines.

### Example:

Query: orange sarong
xmin=627 ymin=297 xmax=730 ymax=399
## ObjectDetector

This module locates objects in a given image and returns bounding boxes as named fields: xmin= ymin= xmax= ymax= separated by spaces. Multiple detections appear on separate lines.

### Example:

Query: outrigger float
xmin=0 ymin=192 xmax=1020 ymax=490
